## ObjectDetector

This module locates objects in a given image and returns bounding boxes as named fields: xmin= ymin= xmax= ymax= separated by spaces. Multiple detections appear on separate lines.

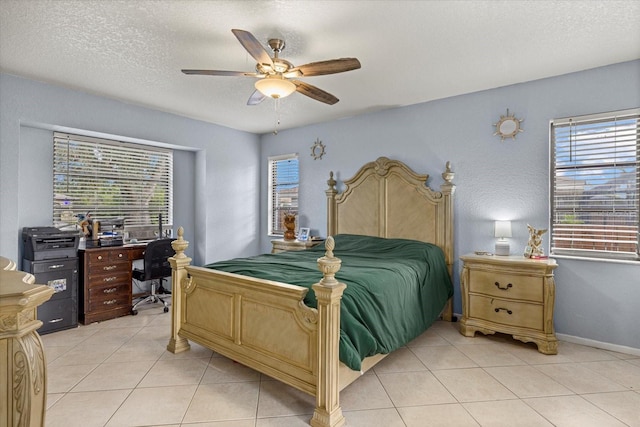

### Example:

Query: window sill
xmin=551 ymin=254 xmax=640 ymax=266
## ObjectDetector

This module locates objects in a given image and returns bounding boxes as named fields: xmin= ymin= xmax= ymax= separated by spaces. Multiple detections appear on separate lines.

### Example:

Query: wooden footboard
xmin=167 ymin=228 xmax=347 ymax=427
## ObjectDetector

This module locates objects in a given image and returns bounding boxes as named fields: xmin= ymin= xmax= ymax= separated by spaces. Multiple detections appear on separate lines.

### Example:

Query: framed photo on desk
xmin=298 ymin=227 xmax=310 ymax=241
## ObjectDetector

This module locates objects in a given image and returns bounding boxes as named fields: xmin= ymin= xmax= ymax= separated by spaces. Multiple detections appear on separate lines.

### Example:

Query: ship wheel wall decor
xmin=494 ymin=109 xmax=524 ymax=142
xmin=311 ymin=138 xmax=325 ymax=160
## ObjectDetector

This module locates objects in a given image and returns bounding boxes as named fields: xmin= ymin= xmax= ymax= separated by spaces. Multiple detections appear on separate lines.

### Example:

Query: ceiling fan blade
xmin=231 ymin=29 xmax=274 ymax=68
xmin=289 ymin=58 xmax=361 ymax=77
xmin=292 ymin=81 xmax=339 ymax=105
xmin=247 ymin=90 xmax=266 ymax=105
xmin=181 ymin=69 xmax=260 ymax=77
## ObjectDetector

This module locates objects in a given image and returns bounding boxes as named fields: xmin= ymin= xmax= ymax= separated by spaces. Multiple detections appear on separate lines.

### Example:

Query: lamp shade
xmin=255 ymin=76 xmax=296 ymax=99
xmin=494 ymin=220 xmax=512 ymax=239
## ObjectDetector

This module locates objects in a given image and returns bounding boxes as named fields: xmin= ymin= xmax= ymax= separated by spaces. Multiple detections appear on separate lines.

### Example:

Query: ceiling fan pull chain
xmin=273 ymin=98 xmax=281 ymax=135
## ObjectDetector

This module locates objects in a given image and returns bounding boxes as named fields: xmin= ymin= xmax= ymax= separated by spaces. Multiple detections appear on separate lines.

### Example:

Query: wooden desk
xmin=78 ymin=244 xmax=146 ymax=324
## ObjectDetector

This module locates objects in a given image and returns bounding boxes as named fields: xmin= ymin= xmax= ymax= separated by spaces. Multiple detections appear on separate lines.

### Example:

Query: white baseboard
xmin=555 ymin=333 xmax=640 ymax=357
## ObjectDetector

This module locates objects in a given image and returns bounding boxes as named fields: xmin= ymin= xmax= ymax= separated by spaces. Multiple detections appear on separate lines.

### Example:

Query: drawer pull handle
xmin=48 ymin=264 xmax=64 ymax=269
xmin=103 ymin=265 xmax=118 ymax=271
xmin=494 ymin=281 xmax=513 ymax=290
xmin=103 ymin=287 xmax=117 ymax=294
xmin=494 ymin=307 xmax=513 ymax=315
xmin=97 ymin=255 xmax=103 ymax=260
xmin=103 ymin=276 xmax=117 ymax=282
xmin=118 ymin=253 xmax=123 ymax=258
xmin=103 ymin=299 xmax=117 ymax=305
xmin=48 ymin=318 xmax=64 ymax=323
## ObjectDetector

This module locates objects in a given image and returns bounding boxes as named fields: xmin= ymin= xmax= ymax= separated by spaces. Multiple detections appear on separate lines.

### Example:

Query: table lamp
xmin=494 ymin=220 xmax=512 ymax=256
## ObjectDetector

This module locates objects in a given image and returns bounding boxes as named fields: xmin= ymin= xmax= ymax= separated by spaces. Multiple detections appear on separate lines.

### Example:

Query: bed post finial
xmin=327 ymin=171 xmax=336 ymax=190
xmin=167 ymin=226 xmax=192 ymax=354
xmin=316 ymin=236 xmax=340 ymax=286
xmin=441 ymin=161 xmax=454 ymax=184
xmin=171 ymin=226 xmax=189 ymax=259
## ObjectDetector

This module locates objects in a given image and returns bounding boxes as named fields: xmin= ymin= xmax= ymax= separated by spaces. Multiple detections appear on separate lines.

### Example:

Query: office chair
xmin=131 ymin=238 xmax=175 ymax=315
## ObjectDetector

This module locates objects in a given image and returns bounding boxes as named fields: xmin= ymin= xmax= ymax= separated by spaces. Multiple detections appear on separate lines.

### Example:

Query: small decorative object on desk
xmin=298 ymin=227 xmax=310 ymax=241
xmin=524 ymin=224 xmax=547 ymax=258
xmin=283 ymin=213 xmax=296 ymax=241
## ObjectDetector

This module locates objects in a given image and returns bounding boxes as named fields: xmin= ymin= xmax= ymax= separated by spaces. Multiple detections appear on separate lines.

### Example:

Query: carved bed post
xmin=326 ymin=172 xmax=338 ymax=237
xmin=167 ymin=227 xmax=192 ymax=354
xmin=440 ymin=161 xmax=456 ymax=321
xmin=310 ymin=237 xmax=346 ymax=427
xmin=1 ymin=256 xmax=54 ymax=427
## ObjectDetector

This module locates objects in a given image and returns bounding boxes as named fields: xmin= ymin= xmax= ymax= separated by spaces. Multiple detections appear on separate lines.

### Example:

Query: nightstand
xmin=459 ymin=254 xmax=558 ymax=354
xmin=271 ymin=239 xmax=322 ymax=254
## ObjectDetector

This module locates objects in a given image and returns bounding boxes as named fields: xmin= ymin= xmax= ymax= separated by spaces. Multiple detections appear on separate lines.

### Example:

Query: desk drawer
xmin=88 ymin=292 xmax=131 ymax=312
xmin=128 ymin=247 xmax=146 ymax=260
xmin=469 ymin=294 xmax=543 ymax=331
xmin=87 ymin=268 xmax=130 ymax=286
xmin=89 ymin=281 xmax=130 ymax=300
xmin=469 ymin=270 xmax=542 ymax=302
xmin=86 ymin=249 xmax=128 ymax=264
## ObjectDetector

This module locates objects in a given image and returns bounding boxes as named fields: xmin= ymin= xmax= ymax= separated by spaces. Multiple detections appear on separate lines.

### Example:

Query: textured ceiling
xmin=1 ymin=1 xmax=639 ymax=134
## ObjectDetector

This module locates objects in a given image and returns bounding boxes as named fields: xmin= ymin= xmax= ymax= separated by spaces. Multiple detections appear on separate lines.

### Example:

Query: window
xmin=268 ymin=154 xmax=299 ymax=235
xmin=550 ymin=109 xmax=639 ymax=260
xmin=53 ymin=132 xmax=173 ymax=230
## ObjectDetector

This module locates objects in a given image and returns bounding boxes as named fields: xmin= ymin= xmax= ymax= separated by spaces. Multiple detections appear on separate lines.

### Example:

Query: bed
xmin=166 ymin=157 xmax=456 ymax=427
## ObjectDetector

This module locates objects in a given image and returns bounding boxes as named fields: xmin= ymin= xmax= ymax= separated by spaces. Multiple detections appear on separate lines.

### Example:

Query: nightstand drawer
xmin=469 ymin=294 xmax=543 ymax=330
xmin=469 ymin=269 xmax=543 ymax=302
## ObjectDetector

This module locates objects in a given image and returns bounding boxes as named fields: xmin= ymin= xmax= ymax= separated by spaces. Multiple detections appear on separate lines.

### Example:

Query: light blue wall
xmin=0 ymin=73 xmax=261 ymax=266
xmin=259 ymin=60 xmax=640 ymax=351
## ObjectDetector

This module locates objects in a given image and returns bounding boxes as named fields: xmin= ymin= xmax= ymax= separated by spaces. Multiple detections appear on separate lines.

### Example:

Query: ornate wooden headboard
xmin=325 ymin=157 xmax=456 ymax=274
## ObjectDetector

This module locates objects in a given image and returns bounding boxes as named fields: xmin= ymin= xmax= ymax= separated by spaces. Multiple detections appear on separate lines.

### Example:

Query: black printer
xmin=22 ymin=226 xmax=80 ymax=334
xmin=22 ymin=226 xmax=80 ymax=260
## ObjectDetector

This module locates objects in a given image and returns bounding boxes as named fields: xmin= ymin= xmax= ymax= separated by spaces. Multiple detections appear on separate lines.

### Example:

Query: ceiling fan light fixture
xmin=255 ymin=76 xmax=296 ymax=99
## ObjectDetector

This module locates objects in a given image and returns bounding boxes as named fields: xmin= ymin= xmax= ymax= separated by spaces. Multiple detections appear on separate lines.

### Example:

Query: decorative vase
xmin=283 ymin=213 xmax=296 ymax=241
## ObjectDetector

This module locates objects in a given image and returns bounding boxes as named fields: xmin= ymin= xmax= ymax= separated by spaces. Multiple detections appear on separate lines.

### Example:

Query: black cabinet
xmin=22 ymin=257 xmax=78 ymax=334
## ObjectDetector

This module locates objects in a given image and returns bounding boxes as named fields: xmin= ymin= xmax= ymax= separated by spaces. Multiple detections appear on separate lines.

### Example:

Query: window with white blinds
xmin=550 ymin=109 xmax=639 ymax=260
xmin=53 ymin=132 xmax=173 ymax=229
xmin=268 ymin=154 xmax=299 ymax=235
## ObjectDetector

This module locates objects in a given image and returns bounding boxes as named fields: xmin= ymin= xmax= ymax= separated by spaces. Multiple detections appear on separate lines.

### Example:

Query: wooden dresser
xmin=459 ymin=254 xmax=558 ymax=354
xmin=79 ymin=245 xmax=145 ymax=324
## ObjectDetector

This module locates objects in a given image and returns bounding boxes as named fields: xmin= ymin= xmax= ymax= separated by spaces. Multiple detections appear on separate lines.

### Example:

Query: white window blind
xmin=550 ymin=109 xmax=639 ymax=260
xmin=268 ymin=154 xmax=299 ymax=235
xmin=53 ymin=132 xmax=173 ymax=228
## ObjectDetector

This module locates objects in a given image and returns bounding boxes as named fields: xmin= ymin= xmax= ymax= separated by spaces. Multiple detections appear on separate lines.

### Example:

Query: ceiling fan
xmin=182 ymin=29 xmax=361 ymax=106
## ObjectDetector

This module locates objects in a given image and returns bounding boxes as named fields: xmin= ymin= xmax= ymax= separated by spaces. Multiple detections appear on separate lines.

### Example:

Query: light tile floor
xmin=42 ymin=305 xmax=640 ymax=427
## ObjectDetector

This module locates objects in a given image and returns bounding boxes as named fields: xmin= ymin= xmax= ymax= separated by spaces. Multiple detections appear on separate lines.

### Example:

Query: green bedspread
xmin=205 ymin=234 xmax=453 ymax=371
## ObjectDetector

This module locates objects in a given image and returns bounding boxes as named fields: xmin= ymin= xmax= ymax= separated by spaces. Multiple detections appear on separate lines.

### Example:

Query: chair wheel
xmin=131 ymin=309 xmax=138 ymax=315
xmin=163 ymin=307 xmax=169 ymax=313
